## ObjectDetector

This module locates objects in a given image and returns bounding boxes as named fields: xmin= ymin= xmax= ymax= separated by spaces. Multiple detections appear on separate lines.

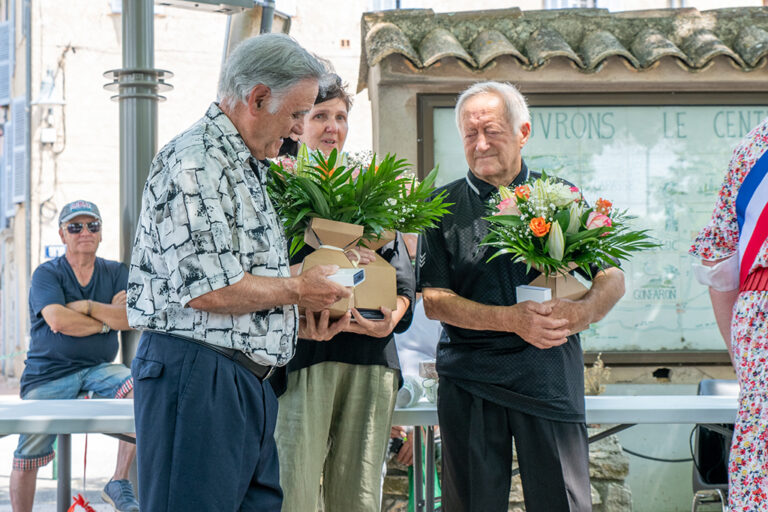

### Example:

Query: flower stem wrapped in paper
xmin=482 ymin=173 xmax=658 ymax=301
xmin=269 ymin=145 xmax=451 ymax=317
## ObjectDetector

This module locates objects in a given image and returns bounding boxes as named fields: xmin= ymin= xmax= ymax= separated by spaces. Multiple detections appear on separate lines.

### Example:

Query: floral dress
xmin=691 ymin=118 xmax=768 ymax=510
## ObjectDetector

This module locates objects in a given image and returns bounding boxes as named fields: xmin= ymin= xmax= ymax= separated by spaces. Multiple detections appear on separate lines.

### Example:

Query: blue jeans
xmin=132 ymin=331 xmax=282 ymax=512
xmin=13 ymin=362 xmax=133 ymax=470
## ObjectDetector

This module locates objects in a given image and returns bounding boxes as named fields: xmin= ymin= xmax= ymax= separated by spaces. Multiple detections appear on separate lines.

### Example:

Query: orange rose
xmin=595 ymin=198 xmax=612 ymax=215
xmin=529 ymin=217 xmax=551 ymax=237
xmin=515 ymin=185 xmax=531 ymax=200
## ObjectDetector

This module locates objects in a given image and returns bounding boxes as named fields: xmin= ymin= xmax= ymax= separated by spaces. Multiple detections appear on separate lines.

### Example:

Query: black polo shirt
xmin=417 ymin=161 xmax=585 ymax=422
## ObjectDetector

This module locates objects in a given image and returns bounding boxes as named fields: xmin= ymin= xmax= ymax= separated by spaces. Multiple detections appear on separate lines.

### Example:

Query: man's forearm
xmin=422 ymin=288 xmax=511 ymax=332
xmin=42 ymin=304 xmax=104 ymax=337
xmin=90 ymin=302 xmax=131 ymax=331
xmin=576 ymin=267 xmax=625 ymax=325
xmin=187 ymin=272 xmax=299 ymax=315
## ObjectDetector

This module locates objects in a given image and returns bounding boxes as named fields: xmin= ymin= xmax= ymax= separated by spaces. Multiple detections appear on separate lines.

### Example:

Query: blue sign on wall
xmin=44 ymin=245 xmax=65 ymax=259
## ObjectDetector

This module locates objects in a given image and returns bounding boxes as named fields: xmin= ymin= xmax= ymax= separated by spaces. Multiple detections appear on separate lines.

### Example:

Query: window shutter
xmin=0 ymin=126 xmax=5 ymax=227
xmin=11 ymin=96 xmax=26 ymax=203
xmin=3 ymin=121 xmax=12 ymax=218
xmin=0 ymin=22 xmax=10 ymax=106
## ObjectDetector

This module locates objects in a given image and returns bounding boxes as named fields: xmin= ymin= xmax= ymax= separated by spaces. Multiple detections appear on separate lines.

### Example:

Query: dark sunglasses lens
xmin=66 ymin=223 xmax=83 ymax=234
xmin=66 ymin=221 xmax=100 ymax=234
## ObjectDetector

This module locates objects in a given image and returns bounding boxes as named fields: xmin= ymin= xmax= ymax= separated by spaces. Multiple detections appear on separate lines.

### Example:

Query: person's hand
xmin=543 ymin=297 xmax=590 ymax=336
xmin=296 ymin=265 xmax=351 ymax=311
xmin=390 ymin=426 xmax=413 ymax=466
xmin=506 ymin=301 xmax=570 ymax=349
xmin=345 ymin=247 xmax=376 ymax=266
xmin=112 ymin=290 xmax=127 ymax=305
xmin=66 ymin=300 xmax=90 ymax=316
xmin=299 ymin=309 xmax=351 ymax=341
xmin=397 ymin=435 xmax=414 ymax=466
xmin=345 ymin=307 xmax=396 ymax=338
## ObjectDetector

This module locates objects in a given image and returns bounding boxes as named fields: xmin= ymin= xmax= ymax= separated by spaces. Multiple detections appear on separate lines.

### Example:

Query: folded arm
xmin=41 ymin=304 xmax=105 ymax=337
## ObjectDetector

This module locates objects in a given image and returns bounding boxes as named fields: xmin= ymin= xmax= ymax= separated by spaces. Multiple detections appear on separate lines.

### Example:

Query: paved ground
xmin=0 ymin=376 xmax=119 ymax=511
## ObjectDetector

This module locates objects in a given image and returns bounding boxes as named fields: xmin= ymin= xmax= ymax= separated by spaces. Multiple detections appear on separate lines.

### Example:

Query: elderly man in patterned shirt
xmin=126 ymin=34 xmax=351 ymax=511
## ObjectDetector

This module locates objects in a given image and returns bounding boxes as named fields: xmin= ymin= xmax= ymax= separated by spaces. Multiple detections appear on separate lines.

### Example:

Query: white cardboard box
xmin=515 ymin=285 xmax=552 ymax=304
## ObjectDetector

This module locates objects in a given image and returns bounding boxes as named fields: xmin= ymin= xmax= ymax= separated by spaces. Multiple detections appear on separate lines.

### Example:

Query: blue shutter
xmin=0 ymin=22 xmax=10 ymax=106
xmin=0 ymin=125 xmax=5 ymax=227
xmin=3 ymin=121 xmax=12 ymax=218
xmin=11 ymin=96 xmax=26 ymax=203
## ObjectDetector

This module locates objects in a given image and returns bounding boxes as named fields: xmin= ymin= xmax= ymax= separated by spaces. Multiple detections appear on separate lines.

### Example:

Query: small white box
xmin=327 ymin=268 xmax=365 ymax=287
xmin=516 ymin=285 xmax=552 ymax=304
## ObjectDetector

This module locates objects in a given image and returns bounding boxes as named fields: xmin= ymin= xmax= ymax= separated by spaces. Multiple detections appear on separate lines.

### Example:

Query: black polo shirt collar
xmin=465 ymin=160 xmax=531 ymax=200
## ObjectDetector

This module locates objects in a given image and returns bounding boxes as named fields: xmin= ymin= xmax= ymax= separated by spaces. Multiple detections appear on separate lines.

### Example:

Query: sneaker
xmin=101 ymin=479 xmax=139 ymax=512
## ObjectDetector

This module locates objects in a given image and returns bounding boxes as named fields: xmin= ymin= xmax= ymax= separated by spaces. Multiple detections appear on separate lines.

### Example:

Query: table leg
xmin=57 ymin=434 xmax=71 ymax=512
xmin=414 ymin=426 xmax=424 ymax=512
xmin=425 ymin=426 xmax=435 ymax=512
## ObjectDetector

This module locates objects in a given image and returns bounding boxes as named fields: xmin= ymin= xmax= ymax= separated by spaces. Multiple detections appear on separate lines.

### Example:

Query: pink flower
xmin=495 ymin=197 xmax=520 ymax=216
xmin=586 ymin=211 xmax=612 ymax=233
xmin=570 ymin=186 xmax=579 ymax=193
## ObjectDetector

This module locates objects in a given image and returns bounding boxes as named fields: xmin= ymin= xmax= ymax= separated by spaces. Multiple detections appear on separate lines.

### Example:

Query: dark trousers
xmin=438 ymin=378 xmax=592 ymax=512
xmin=132 ymin=331 xmax=282 ymax=511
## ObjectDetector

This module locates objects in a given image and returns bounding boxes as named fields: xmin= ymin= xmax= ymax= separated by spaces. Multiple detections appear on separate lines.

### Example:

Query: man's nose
xmin=475 ymin=133 xmax=490 ymax=152
xmin=291 ymin=121 xmax=304 ymax=136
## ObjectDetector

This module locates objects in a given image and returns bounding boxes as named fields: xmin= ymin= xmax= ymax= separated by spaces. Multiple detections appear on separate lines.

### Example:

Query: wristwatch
xmin=100 ymin=323 xmax=111 ymax=334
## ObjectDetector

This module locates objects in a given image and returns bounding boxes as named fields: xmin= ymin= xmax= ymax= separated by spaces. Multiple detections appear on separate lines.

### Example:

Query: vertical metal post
xmin=56 ymin=434 xmax=71 ymax=512
xmin=414 ymin=426 xmax=425 ymax=512
xmin=425 ymin=426 xmax=435 ymax=512
xmin=259 ymin=0 xmax=274 ymax=33
xmin=104 ymin=0 xmax=171 ymax=365
xmin=119 ymin=0 xmax=154 ymax=366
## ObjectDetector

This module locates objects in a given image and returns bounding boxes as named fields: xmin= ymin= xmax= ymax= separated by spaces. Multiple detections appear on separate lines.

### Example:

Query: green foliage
xmin=268 ymin=147 xmax=452 ymax=256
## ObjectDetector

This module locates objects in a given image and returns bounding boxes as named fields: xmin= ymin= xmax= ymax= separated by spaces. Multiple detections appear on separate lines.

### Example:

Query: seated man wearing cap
xmin=9 ymin=200 xmax=139 ymax=512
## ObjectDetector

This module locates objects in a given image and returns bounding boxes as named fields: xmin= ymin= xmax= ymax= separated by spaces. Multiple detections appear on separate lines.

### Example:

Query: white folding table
xmin=0 ymin=395 xmax=738 ymax=512
xmin=391 ymin=395 xmax=739 ymax=512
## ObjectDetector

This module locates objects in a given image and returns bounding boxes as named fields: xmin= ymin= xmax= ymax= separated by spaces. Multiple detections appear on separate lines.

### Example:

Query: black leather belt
xmin=175 ymin=334 xmax=275 ymax=381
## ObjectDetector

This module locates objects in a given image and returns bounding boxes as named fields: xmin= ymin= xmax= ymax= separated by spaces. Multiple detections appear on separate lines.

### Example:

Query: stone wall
xmin=382 ymin=429 xmax=631 ymax=512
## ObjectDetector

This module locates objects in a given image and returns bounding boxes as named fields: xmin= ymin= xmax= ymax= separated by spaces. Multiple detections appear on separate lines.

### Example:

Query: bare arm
xmin=187 ymin=264 xmax=350 ymax=315
xmin=544 ymin=266 xmax=626 ymax=336
xmin=702 ymin=259 xmax=739 ymax=361
xmin=422 ymin=287 xmax=570 ymax=349
xmin=41 ymin=304 xmax=104 ymax=337
xmin=67 ymin=291 xmax=131 ymax=331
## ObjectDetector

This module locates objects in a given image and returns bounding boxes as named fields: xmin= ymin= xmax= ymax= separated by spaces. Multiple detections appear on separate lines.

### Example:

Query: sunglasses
xmin=65 ymin=221 xmax=101 ymax=234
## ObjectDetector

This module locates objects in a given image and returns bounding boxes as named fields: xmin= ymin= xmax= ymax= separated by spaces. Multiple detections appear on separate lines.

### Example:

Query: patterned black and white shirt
xmin=127 ymin=103 xmax=298 ymax=366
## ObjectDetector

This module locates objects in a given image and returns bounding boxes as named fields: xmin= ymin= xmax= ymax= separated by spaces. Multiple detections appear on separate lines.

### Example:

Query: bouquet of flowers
xmin=482 ymin=174 xmax=657 ymax=280
xmin=269 ymin=145 xmax=451 ymax=256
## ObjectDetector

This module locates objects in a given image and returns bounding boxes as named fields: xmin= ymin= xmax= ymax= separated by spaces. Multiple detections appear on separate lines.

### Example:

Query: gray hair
xmin=218 ymin=34 xmax=326 ymax=111
xmin=455 ymin=81 xmax=530 ymax=133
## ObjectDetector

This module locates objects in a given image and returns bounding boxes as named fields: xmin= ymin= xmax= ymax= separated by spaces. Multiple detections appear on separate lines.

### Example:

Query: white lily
xmin=548 ymin=220 xmax=565 ymax=261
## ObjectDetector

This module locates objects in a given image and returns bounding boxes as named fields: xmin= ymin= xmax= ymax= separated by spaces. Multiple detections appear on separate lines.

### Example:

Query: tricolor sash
xmin=735 ymin=150 xmax=768 ymax=287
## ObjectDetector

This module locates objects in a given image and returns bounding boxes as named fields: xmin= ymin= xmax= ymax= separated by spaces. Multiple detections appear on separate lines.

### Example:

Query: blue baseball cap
xmin=59 ymin=200 xmax=102 ymax=224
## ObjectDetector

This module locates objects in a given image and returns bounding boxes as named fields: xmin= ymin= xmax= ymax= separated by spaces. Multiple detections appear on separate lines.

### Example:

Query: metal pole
xmin=56 ymin=434 xmax=71 ymax=512
xmin=120 ymin=0 xmax=154 ymax=366
xmin=105 ymin=0 xmax=172 ymax=365
xmin=259 ymin=0 xmax=275 ymax=34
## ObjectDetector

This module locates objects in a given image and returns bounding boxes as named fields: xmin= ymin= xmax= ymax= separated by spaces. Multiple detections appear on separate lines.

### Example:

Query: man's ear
xmin=58 ymin=227 xmax=66 ymax=243
xmin=519 ymin=122 xmax=531 ymax=147
xmin=247 ymin=84 xmax=271 ymax=116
